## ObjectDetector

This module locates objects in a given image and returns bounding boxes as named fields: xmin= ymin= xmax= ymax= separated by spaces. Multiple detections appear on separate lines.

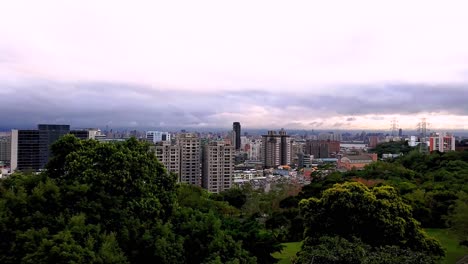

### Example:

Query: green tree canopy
xmin=295 ymin=182 xmax=444 ymax=263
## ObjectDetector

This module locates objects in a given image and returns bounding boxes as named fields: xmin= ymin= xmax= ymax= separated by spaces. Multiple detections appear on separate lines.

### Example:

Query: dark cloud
xmin=0 ymin=80 xmax=467 ymax=129
xmin=289 ymin=84 xmax=468 ymax=116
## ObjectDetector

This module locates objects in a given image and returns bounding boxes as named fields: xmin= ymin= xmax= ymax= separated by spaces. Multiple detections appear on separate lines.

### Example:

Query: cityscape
xmin=1 ymin=120 xmax=467 ymax=193
xmin=2 ymin=1 xmax=468 ymax=263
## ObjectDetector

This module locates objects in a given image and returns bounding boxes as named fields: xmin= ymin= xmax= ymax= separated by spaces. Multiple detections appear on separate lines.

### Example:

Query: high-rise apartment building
xmin=152 ymin=142 xmax=180 ymax=178
xmin=429 ymin=132 xmax=455 ymax=152
xmin=11 ymin=124 xmax=70 ymax=172
xmin=0 ymin=133 xmax=11 ymax=164
xmin=202 ymin=141 xmax=234 ymax=193
xmin=233 ymin=122 xmax=241 ymax=150
xmin=261 ymin=129 xmax=291 ymax=168
xmin=177 ymin=133 xmax=201 ymax=186
xmin=248 ymin=139 xmax=262 ymax=161
xmin=146 ymin=131 xmax=171 ymax=143
xmin=368 ymin=136 xmax=379 ymax=149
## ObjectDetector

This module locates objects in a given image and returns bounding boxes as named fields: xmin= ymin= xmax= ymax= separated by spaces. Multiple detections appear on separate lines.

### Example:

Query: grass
xmin=272 ymin=241 xmax=302 ymax=264
xmin=425 ymin=228 xmax=468 ymax=264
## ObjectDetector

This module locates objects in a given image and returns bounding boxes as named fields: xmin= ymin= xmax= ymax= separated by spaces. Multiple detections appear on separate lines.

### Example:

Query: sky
xmin=1 ymin=0 xmax=468 ymax=131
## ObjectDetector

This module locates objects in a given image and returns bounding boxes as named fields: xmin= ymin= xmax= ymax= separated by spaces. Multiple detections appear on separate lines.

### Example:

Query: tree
xmin=448 ymin=192 xmax=468 ymax=245
xmin=295 ymin=182 xmax=444 ymax=263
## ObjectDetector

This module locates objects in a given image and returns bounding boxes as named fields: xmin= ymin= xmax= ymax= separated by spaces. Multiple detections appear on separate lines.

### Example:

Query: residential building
xmin=177 ymin=133 xmax=201 ymax=186
xmin=318 ymin=132 xmax=342 ymax=141
xmin=233 ymin=122 xmax=241 ymax=150
xmin=146 ymin=131 xmax=171 ymax=143
xmin=248 ymin=139 xmax=262 ymax=161
xmin=429 ymin=132 xmax=455 ymax=152
xmin=202 ymin=141 xmax=234 ymax=193
xmin=261 ymin=129 xmax=291 ymax=168
xmin=152 ymin=142 xmax=180 ymax=178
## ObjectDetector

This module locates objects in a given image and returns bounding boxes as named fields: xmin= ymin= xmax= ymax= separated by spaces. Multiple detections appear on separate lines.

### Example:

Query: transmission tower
xmin=390 ymin=118 xmax=399 ymax=137
xmin=417 ymin=118 xmax=430 ymax=153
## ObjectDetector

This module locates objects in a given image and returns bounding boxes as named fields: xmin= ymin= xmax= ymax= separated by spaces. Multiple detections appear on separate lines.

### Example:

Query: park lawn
xmin=272 ymin=241 xmax=302 ymax=264
xmin=425 ymin=228 xmax=468 ymax=264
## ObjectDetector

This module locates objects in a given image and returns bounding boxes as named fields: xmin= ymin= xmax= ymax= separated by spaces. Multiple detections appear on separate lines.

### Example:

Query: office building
xmin=152 ymin=142 xmax=180 ymax=178
xmin=0 ymin=133 xmax=11 ymax=164
xmin=177 ymin=133 xmax=201 ymax=186
xmin=429 ymin=132 xmax=455 ymax=152
xmin=10 ymin=124 xmax=70 ymax=172
xmin=146 ymin=131 xmax=171 ymax=143
xmin=202 ymin=141 xmax=234 ymax=193
xmin=261 ymin=129 xmax=291 ymax=168
xmin=233 ymin=122 xmax=241 ymax=150
xmin=38 ymin=124 xmax=70 ymax=169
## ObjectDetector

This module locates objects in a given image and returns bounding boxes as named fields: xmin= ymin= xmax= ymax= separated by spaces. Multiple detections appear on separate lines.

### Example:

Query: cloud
xmin=1 ymin=79 xmax=467 ymax=130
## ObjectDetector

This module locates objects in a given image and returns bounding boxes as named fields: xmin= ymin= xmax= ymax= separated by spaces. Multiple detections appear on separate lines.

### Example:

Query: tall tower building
xmin=11 ymin=124 xmax=70 ymax=172
xmin=152 ymin=142 xmax=180 ymax=179
xmin=202 ymin=141 xmax=234 ymax=193
xmin=38 ymin=124 xmax=70 ymax=169
xmin=261 ymin=129 xmax=291 ymax=168
xmin=177 ymin=133 xmax=201 ymax=186
xmin=233 ymin=122 xmax=241 ymax=150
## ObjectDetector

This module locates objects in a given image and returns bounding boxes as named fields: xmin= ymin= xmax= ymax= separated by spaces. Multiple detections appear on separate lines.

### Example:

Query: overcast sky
xmin=1 ymin=0 xmax=468 ymax=130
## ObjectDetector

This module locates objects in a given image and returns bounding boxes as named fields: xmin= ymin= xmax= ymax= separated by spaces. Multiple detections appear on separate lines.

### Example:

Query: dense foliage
xmin=0 ymin=136 xmax=283 ymax=263
xmin=295 ymin=182 xmax=444 ymax=263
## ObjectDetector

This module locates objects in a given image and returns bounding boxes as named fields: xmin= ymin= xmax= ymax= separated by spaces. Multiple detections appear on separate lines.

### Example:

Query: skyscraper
xmin=233 ymin=122 xmax=241 ymax=150
xmin=261 ymin=129 xmax=291 ymax=168
xmin=11 ymin=124 xmax=70 ymax=172
xmin=38 ymin=124 xmax=70 ymax=168
xmin=202 ymin=141 xmax=234 ymax=193
xmin=177 ymin=133 xmax=201 ymax=186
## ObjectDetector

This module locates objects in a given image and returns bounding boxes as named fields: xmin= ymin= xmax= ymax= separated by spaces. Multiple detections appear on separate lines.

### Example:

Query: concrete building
xmin=261 ymin=129 xmax=291 ymax=168
xmin=202 ymin=141 xmax=234 ymax=193
xmin=11 ymin=124 xmax=70 ymax=172
xmin=152 ymin=142 xmax=180 ymax=178
xmin=0 ymin=133 xmax=11 ymax=164
xmin=177 ymin=133 xmax=201 ymax=186
xmin=305 ymin=140 xmax=340 ymax=158
xmin=248 ymin=139 xmax=262 ymax=161
xmin=233 ymin=122 xmax=241 ymax=150
xmin=368 ymin=136 xmax=379 ymax=148
xmin=429 ymin=132 xmax=455 ymax=152
xmin=146 ymin=131 xmax=171 ymax=143
xmin=318 ymin=132 xmax=342 ymax=141
xmin=70 ymin=128 xmax=100 ymax=140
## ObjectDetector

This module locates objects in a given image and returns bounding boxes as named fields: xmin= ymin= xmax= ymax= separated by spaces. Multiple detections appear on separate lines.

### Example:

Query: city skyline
xmin=1 ymin=1 xmax=468 ymax=130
